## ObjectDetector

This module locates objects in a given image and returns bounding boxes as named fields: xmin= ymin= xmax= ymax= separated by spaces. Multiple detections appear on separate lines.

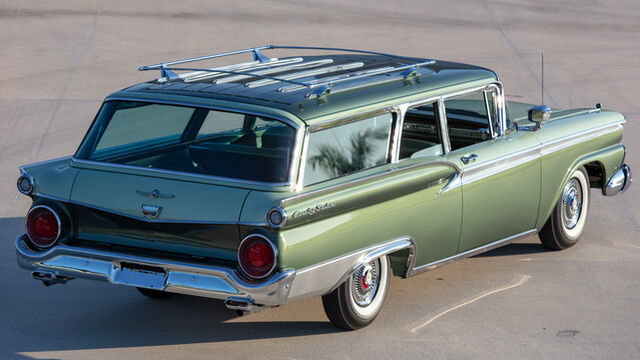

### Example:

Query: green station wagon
xmin=15 ymin=45 xmax=631 ymax=330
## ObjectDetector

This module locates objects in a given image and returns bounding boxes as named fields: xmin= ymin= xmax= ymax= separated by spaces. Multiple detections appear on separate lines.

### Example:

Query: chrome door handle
xmin=460 ymin=154 xmax=478 ymax=165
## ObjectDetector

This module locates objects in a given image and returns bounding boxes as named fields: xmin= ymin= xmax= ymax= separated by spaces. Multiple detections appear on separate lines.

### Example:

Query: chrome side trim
xmin=407 ymin=229 xmax=536 ymax=276
xmin=540 ymin=121 xmax=624 ymax=156
xmin=459 ymin=120 xmax=626 ymax=188
xmin=287 ymin=237 xmax=415 ymax=301
xmin=281 ymin=160 xmax=461 ymax=207
xmin=15 ymin=235 xmax=295 ymax=307
xmin=19 ymin=155 xmax=72 ymax=169
xmin=462 ymin=145 xmax=541 ymax=186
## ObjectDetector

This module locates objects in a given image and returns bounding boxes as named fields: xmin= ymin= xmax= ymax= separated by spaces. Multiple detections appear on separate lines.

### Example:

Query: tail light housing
xmin=25 ymin=205 xmax=61 ymax=249
xmin=237 ymin=234 xmax=277 ymax=280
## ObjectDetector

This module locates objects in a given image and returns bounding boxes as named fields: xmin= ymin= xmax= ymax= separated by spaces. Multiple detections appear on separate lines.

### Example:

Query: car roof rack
xmin=138 ymin=45 xmax=436 ymax=98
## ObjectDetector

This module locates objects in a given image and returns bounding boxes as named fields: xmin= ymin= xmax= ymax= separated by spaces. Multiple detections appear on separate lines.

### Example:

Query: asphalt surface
xmin=1 ymin=1 xmax=639 ymax=359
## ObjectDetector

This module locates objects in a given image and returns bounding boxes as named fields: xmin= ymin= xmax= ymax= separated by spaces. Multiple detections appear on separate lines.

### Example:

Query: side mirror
xmin=528 ymin=105 xmax=551 ymax=129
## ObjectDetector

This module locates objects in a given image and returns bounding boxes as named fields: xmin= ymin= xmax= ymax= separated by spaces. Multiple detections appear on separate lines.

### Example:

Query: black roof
xmin=122 ymin=50 xmax=498 ymax=121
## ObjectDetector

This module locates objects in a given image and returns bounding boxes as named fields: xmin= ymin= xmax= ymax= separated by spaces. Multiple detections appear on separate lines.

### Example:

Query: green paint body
xmin=20 ymin=72 xmax=628 ymax=277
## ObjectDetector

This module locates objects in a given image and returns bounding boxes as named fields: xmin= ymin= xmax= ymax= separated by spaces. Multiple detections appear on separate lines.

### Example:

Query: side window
xmin=95 ymin=102 xmax=194 ymax=151
xmin=445 ymin=90 xmax=495 ymax=151
xmin=303 ymin=113 xmax=393 ymax=185
xmin=399 ymin=102 xmax=443 ymax=159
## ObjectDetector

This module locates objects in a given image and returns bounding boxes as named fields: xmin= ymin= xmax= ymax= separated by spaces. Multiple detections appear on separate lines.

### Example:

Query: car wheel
xmin=539 ymin=166 xmax=591 ymax=250
xmin=136 ymin=287 xmax=174 ymax=299
xmin=321 ymin=255 xmax=390 ymax=330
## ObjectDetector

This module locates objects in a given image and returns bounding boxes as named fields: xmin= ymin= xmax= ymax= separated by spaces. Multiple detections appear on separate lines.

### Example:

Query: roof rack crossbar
xmin=155 ymin=67 xmax=312 ymax=87
xmin=138 ymin=46 xmax=273 ymax=71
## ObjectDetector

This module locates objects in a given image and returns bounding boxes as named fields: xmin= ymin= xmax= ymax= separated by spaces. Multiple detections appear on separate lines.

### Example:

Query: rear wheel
xmin=136 ymin=287 xmax=174 ymax=299
xmin=322 ymin=255 xmax=390 ymax=330
xmin=539 ymin=167 xmax=590 ymax=250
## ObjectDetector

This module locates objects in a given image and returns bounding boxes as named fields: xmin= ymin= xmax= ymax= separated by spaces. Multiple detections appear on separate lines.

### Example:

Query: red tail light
xmin=26 ymin=205 xmax=61 ymax=249
xmin=238 ymin=234 xmax=276 ymax=279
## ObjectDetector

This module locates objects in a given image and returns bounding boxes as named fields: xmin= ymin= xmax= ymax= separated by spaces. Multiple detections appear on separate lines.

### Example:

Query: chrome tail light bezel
xmin=25 ymin=205 xmax=62 ymax=250
xmin=237 ymin=234 xmax=278 ymax=280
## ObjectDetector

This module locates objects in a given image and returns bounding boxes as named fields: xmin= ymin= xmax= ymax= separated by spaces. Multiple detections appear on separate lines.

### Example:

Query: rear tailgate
xmin=69 ymin=169 xmax=250 ymax=261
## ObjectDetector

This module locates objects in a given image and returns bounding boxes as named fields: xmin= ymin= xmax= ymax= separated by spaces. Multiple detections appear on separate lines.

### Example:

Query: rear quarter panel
xmin=262 ymin=161 xmax=461 ymax=273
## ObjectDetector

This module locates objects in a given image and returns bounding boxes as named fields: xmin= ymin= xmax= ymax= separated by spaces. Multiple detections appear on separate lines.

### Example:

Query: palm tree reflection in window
xmin=309 ymin=128 xmax=389 ymax=177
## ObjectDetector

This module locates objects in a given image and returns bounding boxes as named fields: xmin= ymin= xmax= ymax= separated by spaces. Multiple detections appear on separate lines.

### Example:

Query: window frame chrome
xmin=74 ymin=96 xmax=304 ymax=191
xmin=293 ymin=80 xmax=506 ymax=192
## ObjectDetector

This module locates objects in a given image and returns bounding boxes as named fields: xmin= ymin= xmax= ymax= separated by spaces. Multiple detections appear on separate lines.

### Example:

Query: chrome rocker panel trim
xmin=15 ymin=235 xmax=295 ymax=311
xmin=604 ymin=164 xmax=632 ymax=196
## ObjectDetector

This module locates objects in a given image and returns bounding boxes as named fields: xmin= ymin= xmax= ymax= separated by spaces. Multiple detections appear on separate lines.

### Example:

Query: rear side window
xmin=94 ymin=102 xmax=194 ymax=151
xmin=303 ymin=113 xmax=393 ymax=185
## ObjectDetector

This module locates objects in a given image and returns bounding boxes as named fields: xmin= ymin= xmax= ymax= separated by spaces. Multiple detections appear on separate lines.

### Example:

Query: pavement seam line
xmin=616 ymin=196 xmax=640 ymax=234
xmin=479 ymin=0 xmax=558 ymax=108
xmin=0 ymin=1 xmax=104 ymax=243
xmin=33 ymin=0 xmax=104 ymax=158
xmin=410 ymin=274 xmax=531 ymax=333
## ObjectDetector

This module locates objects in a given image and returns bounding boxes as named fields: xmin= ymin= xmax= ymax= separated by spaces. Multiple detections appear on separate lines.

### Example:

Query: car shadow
xmin=474 ymin=242 xmax=549 ymax=257
xmin=0 ymin=216 xmax=339 ymax=358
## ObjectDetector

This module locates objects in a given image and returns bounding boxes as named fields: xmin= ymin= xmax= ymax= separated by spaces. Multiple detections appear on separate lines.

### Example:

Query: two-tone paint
xmin=15 ymin=55 xmax=630 ymax=311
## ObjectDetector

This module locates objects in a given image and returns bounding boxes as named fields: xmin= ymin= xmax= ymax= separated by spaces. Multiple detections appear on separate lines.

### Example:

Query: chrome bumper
xmin=15 ymin=235 xmax=295 ymax=312
xmin=604 ymin=164 xmax=632 ymax=196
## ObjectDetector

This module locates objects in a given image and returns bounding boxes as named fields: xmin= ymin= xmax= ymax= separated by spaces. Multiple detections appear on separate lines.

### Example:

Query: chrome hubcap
xmin=352 ymin=261 xmax=379 ymax=306
xmin=562 ymin=178 xmax=582 ymax=229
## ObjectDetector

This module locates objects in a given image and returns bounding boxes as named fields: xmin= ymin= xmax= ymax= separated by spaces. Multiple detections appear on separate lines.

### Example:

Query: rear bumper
xmin=15 ymin=234 xmax=295 ymax=311
xmin=604 ymin=164 xmax=632 ymax=196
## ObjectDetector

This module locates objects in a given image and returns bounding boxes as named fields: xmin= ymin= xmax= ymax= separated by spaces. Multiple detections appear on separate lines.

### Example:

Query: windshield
xmin=76 ymin=101 xmax=296 ymax=183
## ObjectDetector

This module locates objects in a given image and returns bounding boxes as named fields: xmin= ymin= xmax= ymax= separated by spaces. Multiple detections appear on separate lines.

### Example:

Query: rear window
xmin=78 ymin=101 xmax=296 ymax=183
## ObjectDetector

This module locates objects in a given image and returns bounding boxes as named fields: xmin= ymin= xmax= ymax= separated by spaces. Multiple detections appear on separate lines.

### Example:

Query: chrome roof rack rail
xmin=183 ymin=57 xmax=305 ymax=83
xmin=213 ymin=58 xmax=335 ymax=85
xmin=244 ymin=62 xmax=364 ymax=88
xmin=138 ymin=45 xmax=436 ymax=94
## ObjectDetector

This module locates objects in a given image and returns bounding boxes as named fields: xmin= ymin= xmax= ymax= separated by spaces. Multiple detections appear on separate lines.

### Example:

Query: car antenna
xmin=541 ymin=50 xmax=544 ymax=106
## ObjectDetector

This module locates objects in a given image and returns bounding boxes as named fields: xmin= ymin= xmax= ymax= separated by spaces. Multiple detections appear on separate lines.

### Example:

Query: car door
xmin=442 ymin=86 xmax=542 ymax=252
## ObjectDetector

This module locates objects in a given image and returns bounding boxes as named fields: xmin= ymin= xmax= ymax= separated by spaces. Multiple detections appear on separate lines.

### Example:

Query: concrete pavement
xmin=1 ymin=1 xmax=639 ymax=359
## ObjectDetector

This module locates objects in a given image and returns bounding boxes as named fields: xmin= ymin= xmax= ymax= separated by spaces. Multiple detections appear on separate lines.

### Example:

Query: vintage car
xmin=15 ymin=45 xmax=631 ymax=330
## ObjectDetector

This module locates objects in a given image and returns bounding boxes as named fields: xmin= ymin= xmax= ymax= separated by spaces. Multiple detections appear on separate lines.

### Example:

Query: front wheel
xmin=539 ymin=167 xmax=591 ymax=250
xmin=321 ymin=255 xmax=390 ymax=330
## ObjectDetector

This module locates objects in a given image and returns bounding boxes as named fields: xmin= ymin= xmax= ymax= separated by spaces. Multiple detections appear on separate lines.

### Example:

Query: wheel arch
xmin=537 ymin=145 xmax=625 ymax=230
